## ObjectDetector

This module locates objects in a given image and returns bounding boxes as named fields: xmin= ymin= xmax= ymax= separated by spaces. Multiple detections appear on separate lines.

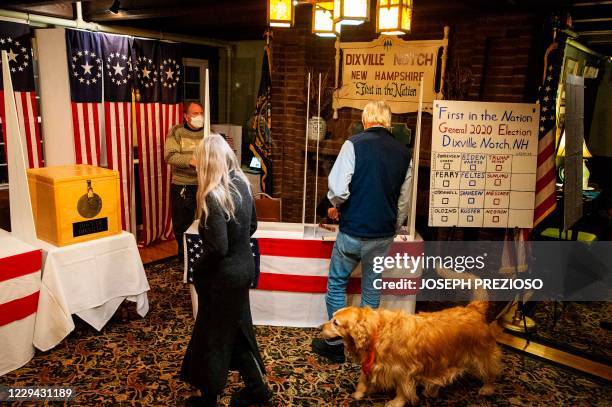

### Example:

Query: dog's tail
xmin=435 ymin=266 xmax=488 ymax=315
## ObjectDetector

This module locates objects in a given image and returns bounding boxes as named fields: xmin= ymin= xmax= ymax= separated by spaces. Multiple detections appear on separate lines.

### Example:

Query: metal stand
xmin=498 ymin=228 xmax=536 ymax=335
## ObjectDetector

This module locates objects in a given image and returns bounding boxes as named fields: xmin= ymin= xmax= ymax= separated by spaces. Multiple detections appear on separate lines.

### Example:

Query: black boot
xmin=229 ymin=385 xmax=271 ymax=407
xmin=311 ymin=337 xmax=345 ymax=363
xmin=182 ymin=394 xmax=218 ymax=407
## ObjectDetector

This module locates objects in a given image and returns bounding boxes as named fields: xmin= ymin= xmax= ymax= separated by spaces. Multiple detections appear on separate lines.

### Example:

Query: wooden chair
xmin=253 ymin=192 xmax=282 ymax=222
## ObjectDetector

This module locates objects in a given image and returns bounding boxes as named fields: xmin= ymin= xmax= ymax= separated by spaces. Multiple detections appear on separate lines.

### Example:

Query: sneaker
xmin=311 ymin=337 xmax=345 ymax=363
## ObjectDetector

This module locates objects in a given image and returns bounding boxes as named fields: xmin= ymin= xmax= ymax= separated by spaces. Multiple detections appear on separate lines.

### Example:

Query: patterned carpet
xmin=530 ymin=301 xmax=612 ymax=363
xmin=2 ymin=258 xmax=611 ymax=406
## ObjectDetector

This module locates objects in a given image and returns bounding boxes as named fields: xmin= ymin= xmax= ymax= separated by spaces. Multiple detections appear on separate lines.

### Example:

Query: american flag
xmin=0 ymin=21 xmax=43 ymax=168
xmin=133 ymin=39 xmax=183 ymax=245
xmin=66 ymin=29 xmax=103 ymax=166
xmin=533 ymin=22 xmax=565 ymax=227
xmin=101 ymin=33 xmax=134 ymax=232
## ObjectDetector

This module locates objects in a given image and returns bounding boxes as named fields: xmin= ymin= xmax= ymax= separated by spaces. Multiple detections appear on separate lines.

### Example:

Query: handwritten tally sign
xmin=429 ymin=100 xmax=540 ymax=229
xmin=332 ymin=28 xmax=449 ymax=115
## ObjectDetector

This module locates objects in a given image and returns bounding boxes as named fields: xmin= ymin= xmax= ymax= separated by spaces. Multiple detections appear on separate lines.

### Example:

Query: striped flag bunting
xmin=0 ymin=21 xmax=43 ymax=169
xmin=66 ymin=29 xmax=103 ymax=166
xmin=133 ymin=39 xmax=183 ymax=245
xmin=101 ymin=33 xmax=134 ymax=232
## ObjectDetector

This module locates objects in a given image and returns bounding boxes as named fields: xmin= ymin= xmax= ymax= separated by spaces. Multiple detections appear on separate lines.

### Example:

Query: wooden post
xmin=409 ymin=77 xmax=425 ymax=240
xmin=333 ymin=36 xmax=340 ymax=120
xmin=313 ymin=73 xmax=322 ymax=229
xmin=301 ymin=72 xmax=311 ymax=225
xmin=204 ymin=68 xmax=210 ymax=137
xmin=439 ymin=26 xmax=450 ymax=100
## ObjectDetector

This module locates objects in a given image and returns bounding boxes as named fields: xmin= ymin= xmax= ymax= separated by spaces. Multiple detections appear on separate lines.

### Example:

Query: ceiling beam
xmin=576 ymin=30 xmax=612 ymax=36
xmin=573 ymin=17 xmax=612 ymax=23
xmin=0 ymin=0 xmax=71 ymax=5
xmin=85 ymin=2 xmax=263 ymax=22
xmin=572 ymin=1 xmax=612 ymax=6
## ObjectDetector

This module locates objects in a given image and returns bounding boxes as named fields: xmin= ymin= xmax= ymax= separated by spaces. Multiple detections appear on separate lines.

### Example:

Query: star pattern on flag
xmin=0 ymin=36 xmax=31 ymax=73
xmin=185 ymin=235 xmax=204 ymax=283
xmin=136 ymin=55 xmax=158 ymax=88
xmin=70 ymin=49 xmax=102 ymax=86
xmin=538 ymin=60 xmax=558 ymax=137
xmin=105 ymin=51 xmax=132 ymax=86
xmin=184 ymin=234 xmax=260 ymax=285
xmin=159 ymin=58 xmax=181 ymax=88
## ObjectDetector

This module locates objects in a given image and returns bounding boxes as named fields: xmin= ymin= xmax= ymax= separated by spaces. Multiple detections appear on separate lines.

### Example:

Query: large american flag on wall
xmin=101 ymin=33 xmax=134 ymax=232
xmin=0 ymin=21 xmax=43 ymax=168
xmin=533 ymin=21 xmax=565 ymax=227
xmin=133 ymin=39 xmax=183 ymax=245
xmin=66 ymin=30 xmax=103 ymax=166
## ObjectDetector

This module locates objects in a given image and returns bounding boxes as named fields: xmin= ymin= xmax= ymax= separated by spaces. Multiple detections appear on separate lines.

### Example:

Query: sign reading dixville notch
xmin=332 ymin=27 xmax=449 ymax=116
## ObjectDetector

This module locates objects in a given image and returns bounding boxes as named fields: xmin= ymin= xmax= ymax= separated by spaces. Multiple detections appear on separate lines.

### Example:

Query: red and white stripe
xmin=0 ymin=90 xmax=43 ymax=168
xmin=104 ymin=101 xmax=132 ymax=232
xmin=256 ymin=238 xmax=423 ymax=294
xmin=161 ymin=103 xmax=183 ymax=240
xmin=135 ymin=102 xmax=182 ymax=245
xmin=0 ymin=235 xmax=41 ymax=375
xmin=533 ymin=128 xmax=557 ymax=226
xmin=71 ymin=102 xmax=102 ymax=166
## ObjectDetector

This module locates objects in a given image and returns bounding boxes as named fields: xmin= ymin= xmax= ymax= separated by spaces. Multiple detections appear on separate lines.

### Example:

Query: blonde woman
xmin=181 ymin=134 xmax=270 ymax=407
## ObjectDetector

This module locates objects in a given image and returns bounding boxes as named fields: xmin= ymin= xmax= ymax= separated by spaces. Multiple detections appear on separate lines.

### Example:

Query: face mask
xmin=190 ymin=115 xmax=204 ymax=129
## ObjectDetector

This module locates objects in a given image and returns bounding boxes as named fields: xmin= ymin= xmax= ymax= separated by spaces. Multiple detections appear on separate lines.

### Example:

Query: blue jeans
xmin=325 ymin=231 xmax=394 ymax=319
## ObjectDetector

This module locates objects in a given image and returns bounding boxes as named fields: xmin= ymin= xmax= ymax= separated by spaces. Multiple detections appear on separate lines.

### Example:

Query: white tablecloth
xmin=0 ymin=230 xmax=41 ymax=376
xmin=33 ymin=232 xmax=150 ymax=351
xmin=185 ymin=222 xmax=422 ymax=327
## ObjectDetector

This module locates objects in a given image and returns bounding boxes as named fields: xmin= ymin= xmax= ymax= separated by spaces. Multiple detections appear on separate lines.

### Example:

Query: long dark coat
xmin=180 ymin=175 xmax=264 ymax=394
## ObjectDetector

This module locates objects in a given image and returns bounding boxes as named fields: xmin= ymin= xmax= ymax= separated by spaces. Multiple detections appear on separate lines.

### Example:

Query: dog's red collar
xmin=361 ymin=328 xmax=378 ymax=378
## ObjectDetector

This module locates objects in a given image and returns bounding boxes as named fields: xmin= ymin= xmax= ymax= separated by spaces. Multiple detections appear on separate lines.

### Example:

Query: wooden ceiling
xmin=1 ymin=0 xmax=611 ymax=55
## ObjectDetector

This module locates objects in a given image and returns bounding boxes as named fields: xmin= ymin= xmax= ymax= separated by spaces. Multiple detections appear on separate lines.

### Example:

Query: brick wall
xmin=269 ymin=11 xmax=538 ymax=226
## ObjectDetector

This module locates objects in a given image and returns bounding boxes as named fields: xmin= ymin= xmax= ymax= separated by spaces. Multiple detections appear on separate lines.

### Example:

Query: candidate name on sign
xmin=332 ymin=28 xmax=449 ymax=115
xmin=429 ymin=100 xmax=539 ymax=229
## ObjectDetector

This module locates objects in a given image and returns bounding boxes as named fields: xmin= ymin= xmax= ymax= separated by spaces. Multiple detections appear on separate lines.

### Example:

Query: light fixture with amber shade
xmin=313 ymin=1 xmax=336 ymax=37
xmin=376 ymin=0 xmax=412 ymax=35
xmin=268 ymin=0 xmax=294 ymax=28
xmin=333 ymin=0 xmax=369 ymax=27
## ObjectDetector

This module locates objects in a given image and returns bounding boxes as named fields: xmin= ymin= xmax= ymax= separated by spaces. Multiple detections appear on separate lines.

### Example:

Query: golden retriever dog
xmin=320 ymin=302 xmax=501 ymax=406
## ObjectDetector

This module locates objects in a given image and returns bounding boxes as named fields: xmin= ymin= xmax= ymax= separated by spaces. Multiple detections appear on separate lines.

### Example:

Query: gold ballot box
xmin=27 ymin=165 xmax=121 ymax=246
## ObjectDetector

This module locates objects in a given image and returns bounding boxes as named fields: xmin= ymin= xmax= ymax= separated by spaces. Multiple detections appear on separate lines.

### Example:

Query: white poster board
xmin=429 ymin=100 xmax=539 ymax=228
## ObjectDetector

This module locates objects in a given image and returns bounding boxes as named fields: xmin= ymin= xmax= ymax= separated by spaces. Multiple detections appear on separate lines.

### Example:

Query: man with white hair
xmin=312 ymin=100 xmax=412 ymax=363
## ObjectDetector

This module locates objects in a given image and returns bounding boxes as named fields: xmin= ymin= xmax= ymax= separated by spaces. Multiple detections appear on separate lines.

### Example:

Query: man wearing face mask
xmin=164 ymin=101 xmax=205 ymax=260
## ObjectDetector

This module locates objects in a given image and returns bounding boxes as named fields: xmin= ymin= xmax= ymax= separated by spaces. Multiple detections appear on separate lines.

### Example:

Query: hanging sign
xmin=429 ymin=100 xmax=539 ymax=229
xmin=332 ymin=27 xmax=449 ymax=116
